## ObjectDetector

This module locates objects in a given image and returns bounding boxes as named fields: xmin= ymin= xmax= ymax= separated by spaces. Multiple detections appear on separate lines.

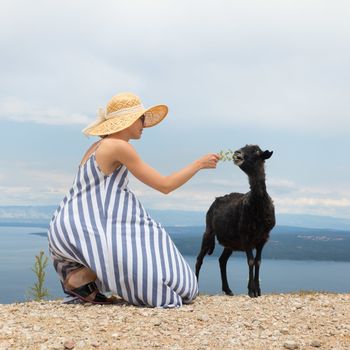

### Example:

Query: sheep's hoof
xmin=223 ymin=289 xmax=234 ymax=296
xmin=248 ymin=290 xmax=258 ymax=298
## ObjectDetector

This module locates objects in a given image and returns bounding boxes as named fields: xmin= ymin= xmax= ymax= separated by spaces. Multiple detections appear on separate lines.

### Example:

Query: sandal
xmin=65 ymin=281 xmax=115 ymax=305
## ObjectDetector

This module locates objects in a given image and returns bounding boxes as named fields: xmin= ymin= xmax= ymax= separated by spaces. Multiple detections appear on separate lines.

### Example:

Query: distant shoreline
xmin=1 ymin=223 xmax=350 ymax=262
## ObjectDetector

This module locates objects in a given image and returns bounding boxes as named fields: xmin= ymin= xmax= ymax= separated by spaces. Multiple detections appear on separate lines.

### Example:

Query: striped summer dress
xmin=47 ymin=150 xmax=198 ymax=308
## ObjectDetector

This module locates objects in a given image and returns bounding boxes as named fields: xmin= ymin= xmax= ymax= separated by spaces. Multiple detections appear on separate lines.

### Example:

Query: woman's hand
xmin=197 ymin=153 xmax=220 ymax=169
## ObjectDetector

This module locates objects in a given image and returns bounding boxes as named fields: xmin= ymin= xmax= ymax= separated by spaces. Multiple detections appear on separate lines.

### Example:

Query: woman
xmin=47 ymin=92 xmax=220 ymax=307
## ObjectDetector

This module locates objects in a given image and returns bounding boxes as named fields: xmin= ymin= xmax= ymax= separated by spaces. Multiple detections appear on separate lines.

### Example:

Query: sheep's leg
xmin=219 ymin=248 xmax=233 ymax=296
xmin=195 ymin=231 xmax=214 ymax=280
xmin=254 ymin=243 xmax=265 ymax=297
xmin=246 ymin=249 xmax=258 ymax=298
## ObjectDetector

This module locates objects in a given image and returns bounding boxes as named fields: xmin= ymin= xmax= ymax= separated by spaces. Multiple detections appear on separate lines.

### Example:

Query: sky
xmin=0 ymin=0 xmax=349 ymax=218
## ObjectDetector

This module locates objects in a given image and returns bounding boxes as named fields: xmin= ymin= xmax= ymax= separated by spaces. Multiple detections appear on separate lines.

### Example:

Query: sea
xmin=0 ymin=225 xmax=350 ymax=304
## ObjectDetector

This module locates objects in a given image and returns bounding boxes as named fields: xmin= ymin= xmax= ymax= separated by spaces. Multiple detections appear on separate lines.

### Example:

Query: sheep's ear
xmin=262 ymin=150 xmax=273 ymax=159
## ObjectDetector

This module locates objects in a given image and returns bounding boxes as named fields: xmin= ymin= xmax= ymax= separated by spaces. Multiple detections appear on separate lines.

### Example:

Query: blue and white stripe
xmin=48 ymin=152 xmax=198 ymax=307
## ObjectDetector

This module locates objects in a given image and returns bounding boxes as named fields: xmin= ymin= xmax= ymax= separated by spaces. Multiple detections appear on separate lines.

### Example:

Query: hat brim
xmin=84 ymin=104 xmax=168 ymax=136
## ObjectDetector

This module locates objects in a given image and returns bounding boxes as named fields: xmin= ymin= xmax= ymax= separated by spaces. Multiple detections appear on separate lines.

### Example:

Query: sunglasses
xmin=140 ymin=115 xmax=145 ymax=126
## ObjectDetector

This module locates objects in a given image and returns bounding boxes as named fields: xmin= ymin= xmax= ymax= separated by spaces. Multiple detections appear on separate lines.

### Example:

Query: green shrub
xmin=27 ymin=250 xmax=50 ymax=301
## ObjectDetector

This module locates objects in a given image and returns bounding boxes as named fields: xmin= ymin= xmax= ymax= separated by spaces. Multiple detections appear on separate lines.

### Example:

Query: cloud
xmin=270 ymin=178 xmax=350 ymax=218
xmin=0 ymin=158 xmax=349 ymax=218
xmin=0 ymin=185 xmax=67 ymax=205
xmin=0 ymin=0 xmax=349 ymax=134
xmin=0 ymin=0 xmax=349 ymax=220
xmin=266 ymin=178 xmax=298 ymax=195
xmin=0 ymin=97 xmax=90 ymax=125
xmin=276 ymin=197 xmax=350 ymax=208
xmin=129 ymin=175 xmax=350 ymax=218
xmin=275 ymin=197 xmax=350 ymax=218
xmin=0 ymin=161 xmax=72 ymax=205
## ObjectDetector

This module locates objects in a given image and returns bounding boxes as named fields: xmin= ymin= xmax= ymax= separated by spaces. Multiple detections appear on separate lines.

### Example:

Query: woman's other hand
xmin=197 ymin=153 xmax=220 ymax=169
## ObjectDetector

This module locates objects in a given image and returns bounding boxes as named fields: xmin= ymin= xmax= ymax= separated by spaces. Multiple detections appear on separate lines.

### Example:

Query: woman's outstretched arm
xmin=102 ymin=139 xmax=220 ymax=194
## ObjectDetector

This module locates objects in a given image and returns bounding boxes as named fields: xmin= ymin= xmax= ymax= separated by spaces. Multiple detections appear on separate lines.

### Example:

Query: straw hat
xmin=82 ymin=92 xmax=168 ymax=136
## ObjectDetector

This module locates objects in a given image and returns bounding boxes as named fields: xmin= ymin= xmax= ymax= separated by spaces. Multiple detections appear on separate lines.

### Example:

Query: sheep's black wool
xmin=195 ymin=145 xmax=275 ymax=297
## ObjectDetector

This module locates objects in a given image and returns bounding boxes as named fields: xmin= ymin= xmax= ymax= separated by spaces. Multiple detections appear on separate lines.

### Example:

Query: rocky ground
xmin=0 ymin=293 xmax=349 ymax=350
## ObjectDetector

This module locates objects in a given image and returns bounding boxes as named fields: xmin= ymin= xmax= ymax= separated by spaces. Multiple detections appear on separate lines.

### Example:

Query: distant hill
xmin=276 ymin=213 xmax=350 ymax=231
xmin=166 ymin=225 xmax=350 ymax=262
xmin=1 ymin=205 xmax=350 ymax=231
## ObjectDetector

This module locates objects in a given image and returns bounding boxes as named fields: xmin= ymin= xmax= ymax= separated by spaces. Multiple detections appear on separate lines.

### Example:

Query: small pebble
xmin=197 ymin=314 xmax=209 ymax=322
xmin=0 ymin=342 xmax=11 ymax=350
xmin=76 ymin=340 xmax=85 ymax=348
xmin=153 ymin=319 xmax=162 ymax=326
xmin=283 ymin=340 xmax=299 ymax=349
xmin=63 ymin=340 xmax=75 ymax=349
xmin=311 ymin=340 xmax=322 ymax=348
xmin=50 ymin=342 xmax=63 ymax=350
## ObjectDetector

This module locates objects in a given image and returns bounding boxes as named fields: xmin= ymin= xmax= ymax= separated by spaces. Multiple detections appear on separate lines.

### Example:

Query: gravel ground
xmin=0 ymin=293 xmax=349 ymax=350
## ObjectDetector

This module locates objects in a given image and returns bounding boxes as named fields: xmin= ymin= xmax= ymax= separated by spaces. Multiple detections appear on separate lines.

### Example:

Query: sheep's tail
xmin=205 ymin=207 xmax=216 ymax=256
xmin=207 ymin=233 xmax=215 ymax=255
xmin=196 ymin=208 xmax=216 ymax=279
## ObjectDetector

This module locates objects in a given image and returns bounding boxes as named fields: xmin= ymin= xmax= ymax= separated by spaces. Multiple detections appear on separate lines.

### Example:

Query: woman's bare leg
xmin=64 ymin=266 xmax=98 ymax=301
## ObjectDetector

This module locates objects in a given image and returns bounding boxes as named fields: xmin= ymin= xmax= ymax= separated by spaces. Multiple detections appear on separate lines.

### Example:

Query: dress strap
xmin=93 ymin=139 xmax=103 ymax=154
xmin=79 ymin=140 xmax=104 ymax=168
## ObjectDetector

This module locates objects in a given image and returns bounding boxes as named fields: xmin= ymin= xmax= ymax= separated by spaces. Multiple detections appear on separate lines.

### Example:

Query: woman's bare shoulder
xmin=101 ymin=138 xmax=135 ymax=153
xmin=97 ymin=138 xmax=139 ymax=167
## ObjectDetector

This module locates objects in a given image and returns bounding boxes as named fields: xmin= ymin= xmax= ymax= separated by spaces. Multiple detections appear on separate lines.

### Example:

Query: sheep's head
xmin=233 ymin=145 xmax=273 ymax=175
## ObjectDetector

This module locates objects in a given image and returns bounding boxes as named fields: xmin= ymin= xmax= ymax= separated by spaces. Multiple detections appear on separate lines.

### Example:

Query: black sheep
xmin=195 ymin=144 xmax=275 ymax=297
